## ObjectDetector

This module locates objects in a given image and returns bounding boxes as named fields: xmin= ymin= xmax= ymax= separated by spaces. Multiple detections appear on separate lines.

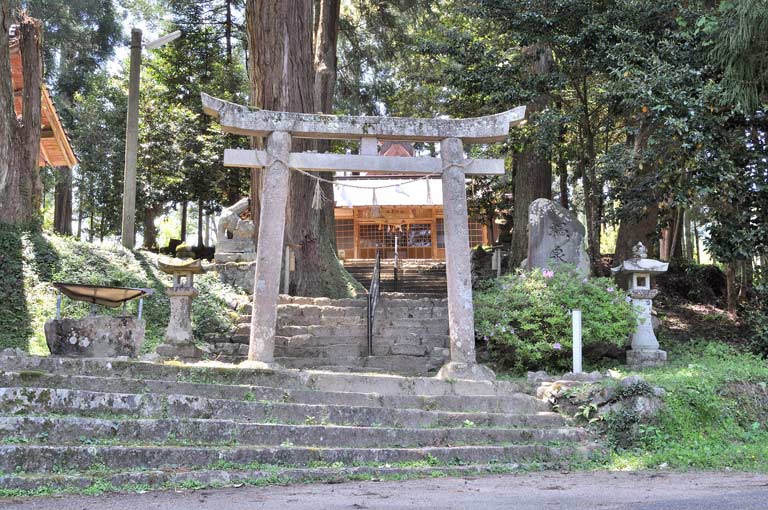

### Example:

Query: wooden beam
xmin=223 ymin=149 xmax=506 ymax=176
xmin=203 ymin=93 xmax=526 ymax=144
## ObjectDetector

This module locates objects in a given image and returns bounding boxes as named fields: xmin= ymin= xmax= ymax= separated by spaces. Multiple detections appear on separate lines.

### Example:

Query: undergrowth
xmin=0 ymin=226 xmax=245 ymax=354
xmin=594 ymin=341 xmax=768 ymax=472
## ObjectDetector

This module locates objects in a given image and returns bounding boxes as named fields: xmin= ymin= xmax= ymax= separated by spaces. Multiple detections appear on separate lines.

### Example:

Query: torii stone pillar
xmin=246 ymin=131 xmax=292 ymax=367
xmin=437 ymin=138 xmax=495 ymax=381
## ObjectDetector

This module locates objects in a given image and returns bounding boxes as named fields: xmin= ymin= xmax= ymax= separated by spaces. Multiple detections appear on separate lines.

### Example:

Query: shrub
xmin=745 ymin=266 xmax=768 ymax=356
xmin=474 ymin=265 xmax=636 ymax=374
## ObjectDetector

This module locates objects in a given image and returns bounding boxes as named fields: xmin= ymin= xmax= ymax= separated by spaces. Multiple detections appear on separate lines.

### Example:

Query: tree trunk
xmin=53 ymin=166 xmax=73 ymax=235
xmin=180 ymin=200 xmax=188 ymax=242
xmin=615 ymin=119 xmax=658 ymax=264
xmin=246 ymin=0 xmax=356 ymax=297
xmin=558 ymin=155 xmax=568 ymax=209
xmin=142 ymin=205 xmax=157 ymax=250
xmin=509 ymin=44 xmax=553 ymax=269
xmin=197 ymin=199 xmax=204 ymax=248
xmin=0 ymin=12 xmax=43 ymax=225
xmin=726 ymin=262 xmax=737 ymax=315
xmin=684 ymin=211 xmax=694 ymax=261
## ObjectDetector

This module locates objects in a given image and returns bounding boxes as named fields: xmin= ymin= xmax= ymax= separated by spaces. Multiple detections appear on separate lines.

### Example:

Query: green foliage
xmin=745 ymin=266 xmax=768 ymax=356
xmin=599 ymin=342 xmax=768 ymax=471
xmin=474 ymin=266 xmax=636 ymax=374
xmin=0 ymin=226 xmax=244 ymax=354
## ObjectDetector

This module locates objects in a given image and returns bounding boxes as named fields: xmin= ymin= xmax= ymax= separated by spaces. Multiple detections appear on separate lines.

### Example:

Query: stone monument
xmin=611 ymin=242 xmax=669 ymax=368
xmin=526 ymin=198 xmax=590 ymax=274
xmin=155 ymin=259 xmax=204 ymax=360
xmin=214 ymin=197 xmax=258 ymax=291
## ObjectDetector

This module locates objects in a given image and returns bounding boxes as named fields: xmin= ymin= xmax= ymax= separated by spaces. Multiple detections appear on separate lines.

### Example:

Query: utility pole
xmin=121 ymin=28 xmax=142 ymax=249
xmin=121 ymin=29 xmax=182 ymax=249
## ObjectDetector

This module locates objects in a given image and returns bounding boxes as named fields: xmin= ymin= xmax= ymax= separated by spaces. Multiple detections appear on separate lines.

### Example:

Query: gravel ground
xmin=3 ymin=471 xmax=768 ymax=510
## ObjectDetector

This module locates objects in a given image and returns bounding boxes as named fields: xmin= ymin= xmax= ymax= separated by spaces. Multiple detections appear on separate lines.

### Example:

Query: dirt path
xmin=4 ymin=471 xmax=768 ymax=510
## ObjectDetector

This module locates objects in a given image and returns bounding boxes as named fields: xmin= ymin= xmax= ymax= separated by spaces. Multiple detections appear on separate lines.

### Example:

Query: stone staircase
xmin=206 ymin=295 xmax=450 ymax=376
xmin=343 ymin=259 xmax=448 ymax=298
xmin=0 ymin=354 xmax=597 ymax=494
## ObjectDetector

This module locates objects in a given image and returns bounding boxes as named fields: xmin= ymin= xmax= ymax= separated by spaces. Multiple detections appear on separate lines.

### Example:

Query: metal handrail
xmin=393 ymin=235 xmax=399 ymax=292
xmin=367 ymin=250 xmax=382 ymax=357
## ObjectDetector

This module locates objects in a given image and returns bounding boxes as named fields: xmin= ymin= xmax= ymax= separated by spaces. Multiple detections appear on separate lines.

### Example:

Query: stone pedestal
xmin=156 ymin=287 xmax=202 ymax=360
xmin=437 ymin=137 xmax=494 ymax=381
xmin=45 ymin=316 xmax=145 ymax=358
xmin=626 ymin=288 xmax=666 ymax=368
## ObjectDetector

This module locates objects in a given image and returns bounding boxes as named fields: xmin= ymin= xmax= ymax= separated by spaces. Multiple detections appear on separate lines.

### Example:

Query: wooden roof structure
xmin=10 ymin=26 xmax=78 ymax=168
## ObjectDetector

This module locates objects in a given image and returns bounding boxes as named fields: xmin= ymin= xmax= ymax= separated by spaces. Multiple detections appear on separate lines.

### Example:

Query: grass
xmin=590 ymin=341 xmax=768 ymax=472
xmin=0 ymin=226 xmax=247 ymax=354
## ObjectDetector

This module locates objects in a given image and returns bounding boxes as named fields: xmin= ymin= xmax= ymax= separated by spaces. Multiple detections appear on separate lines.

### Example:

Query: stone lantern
xmin=156 ymin=259 xmax=205 ymax=360
xmin=611 ymin=242 xmax=669 ymax=368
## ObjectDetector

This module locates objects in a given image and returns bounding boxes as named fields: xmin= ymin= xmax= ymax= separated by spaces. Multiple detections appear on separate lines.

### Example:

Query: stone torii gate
xmin=202 ymin=93 xmax=525 ymax=381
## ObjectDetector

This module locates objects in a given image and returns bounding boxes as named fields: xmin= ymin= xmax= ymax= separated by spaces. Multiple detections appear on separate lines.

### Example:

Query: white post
xmin=572 ymin=309 xmax=582 ymax=373
xmin=248 ymin=131 xmax=292 ymax=366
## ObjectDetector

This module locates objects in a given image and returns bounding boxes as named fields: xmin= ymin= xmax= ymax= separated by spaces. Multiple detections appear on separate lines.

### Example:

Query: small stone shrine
xmin=526 ymin=198 xmax=590 ymax=274
xmin=155 ymin=259 xmax=204 ymax=360
xmin=612 ymin=242 xmax=669 ymax=368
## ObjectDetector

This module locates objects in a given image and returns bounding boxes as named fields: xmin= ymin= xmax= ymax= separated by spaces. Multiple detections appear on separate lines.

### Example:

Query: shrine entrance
xmin=202 ymin=93 xmax=525 ymax=381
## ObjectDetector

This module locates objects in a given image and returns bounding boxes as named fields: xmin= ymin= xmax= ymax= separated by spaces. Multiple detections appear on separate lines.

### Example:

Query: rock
xmin=140 ymin=352 xmax=161 ymax=363
xmin=626 ymin=395 xmax=663 ymax=419
xmin=0 ymin=348 xmax=27 ymax=357
xmin=619 ymin=375 xmax=646 ymax=388
xmin=526 ymin=198 xmax=590 ymax=274
xmin=44 ymin=316 xmax=145 ymax=358
xmin=527 ymin=370 xmax=550 ymax=383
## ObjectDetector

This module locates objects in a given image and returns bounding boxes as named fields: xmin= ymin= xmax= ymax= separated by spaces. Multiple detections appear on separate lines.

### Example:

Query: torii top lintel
xmin=201 ymin=93 xmax=526 ymax=144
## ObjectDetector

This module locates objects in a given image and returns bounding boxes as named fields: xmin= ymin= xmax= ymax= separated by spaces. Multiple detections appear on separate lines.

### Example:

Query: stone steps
xmin=0 ymin=388 xmax=548 ymax=427
xmin=0 ymin=443 xmax=580 ymax=474
xmin=0 ymin=464 xmax=536 ymax=493
xmin=0 ymin=355 xmax=595 ymax=495
xmin=0 ymin=416 xmax=585 ymax=448
xmin=0 ymin=356 xmax=524 ymax=396
xmin=0 ymin=371 xmax=540 ymax=413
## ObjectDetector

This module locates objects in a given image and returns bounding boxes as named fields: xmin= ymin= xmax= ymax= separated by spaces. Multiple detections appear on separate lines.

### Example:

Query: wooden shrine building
xmin=333 ymin=142 xmax=490 ymax=261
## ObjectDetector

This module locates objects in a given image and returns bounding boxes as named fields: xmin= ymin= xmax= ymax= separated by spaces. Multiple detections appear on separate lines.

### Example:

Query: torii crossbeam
xmin=202 ymin=93 xmax=526 ymax=381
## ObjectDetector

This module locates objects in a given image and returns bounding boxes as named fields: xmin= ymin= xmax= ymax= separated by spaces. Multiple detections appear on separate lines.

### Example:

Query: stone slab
xmin=526 ymin=198 xmax=590 ymax=274
xmin=44 ymin=316 xmax=145 ymax=358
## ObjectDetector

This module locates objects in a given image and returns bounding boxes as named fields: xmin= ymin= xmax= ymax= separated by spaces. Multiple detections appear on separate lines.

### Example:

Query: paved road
xmin=4 ymin=471 xmax=768 ymax=510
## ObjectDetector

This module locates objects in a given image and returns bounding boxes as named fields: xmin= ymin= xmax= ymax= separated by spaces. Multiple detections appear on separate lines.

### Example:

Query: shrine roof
xmin=10 ymin=26 xmax=78 ymax=168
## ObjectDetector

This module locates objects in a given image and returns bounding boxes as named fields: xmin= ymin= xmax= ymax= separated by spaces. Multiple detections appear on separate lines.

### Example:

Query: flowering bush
xmin=474 ymin=265 xmax=637 ymax=374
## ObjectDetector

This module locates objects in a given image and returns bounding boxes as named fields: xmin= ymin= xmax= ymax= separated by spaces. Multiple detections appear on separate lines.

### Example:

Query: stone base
xmin=45 ymin=316 xmax=145 ymax=358
xmin=156 ymin=342 xmax=203 ymax=360
xmin=215 ymin=261 xmax=257 ymax=293
xmin=626 ymin=349 xmax=667 ymax=369
xmin=436 ymin=362 xmax=496 ymax=381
